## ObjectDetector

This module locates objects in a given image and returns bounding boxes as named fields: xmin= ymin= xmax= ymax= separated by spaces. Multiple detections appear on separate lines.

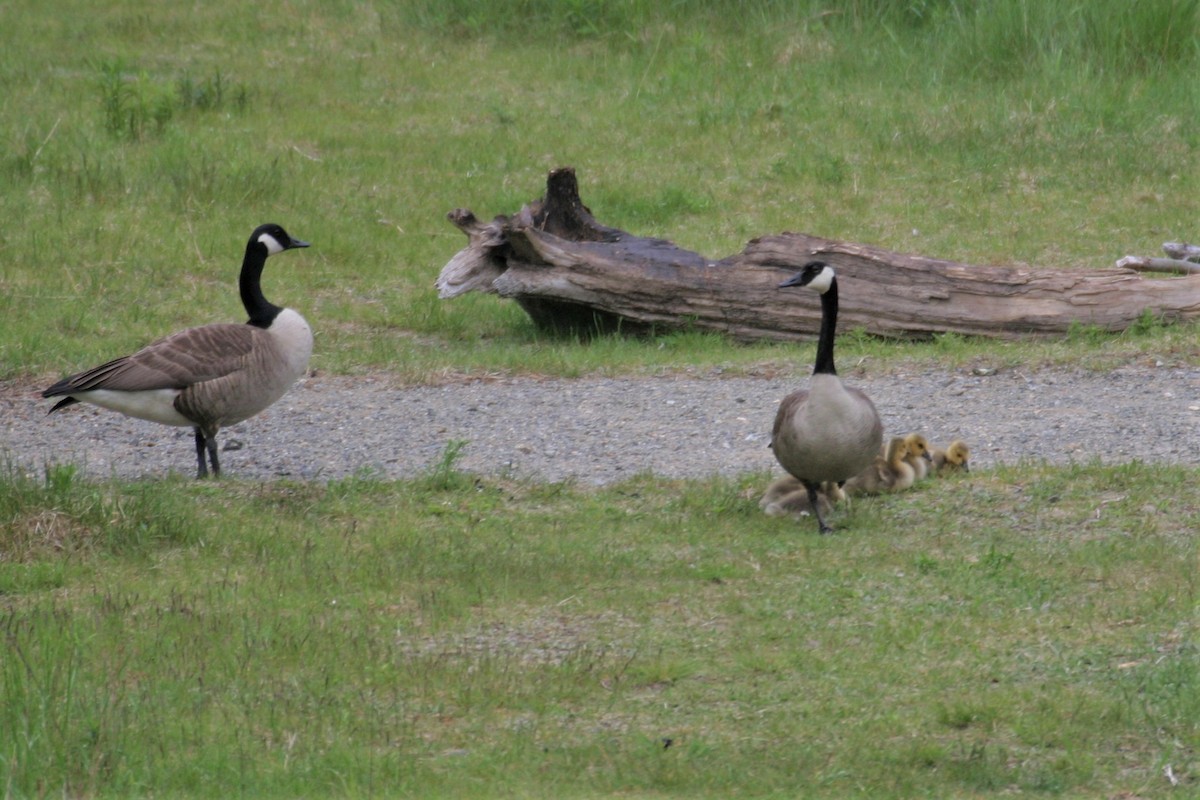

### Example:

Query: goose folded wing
xmin=45 ymin=324 xmax=260 ymax=395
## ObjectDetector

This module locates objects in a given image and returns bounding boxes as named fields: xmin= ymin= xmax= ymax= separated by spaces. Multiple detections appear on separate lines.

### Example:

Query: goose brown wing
xmin=43 ymin=324 xmax=259 ymax=397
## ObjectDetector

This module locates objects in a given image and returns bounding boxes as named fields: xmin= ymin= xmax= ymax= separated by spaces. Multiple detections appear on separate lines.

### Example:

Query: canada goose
xmin=900 ymin=433 xmax=934 ymax=480
xmin=771 ymin=261 xmax=884 ymax=533
xmin=759 ymin=475 xmax=843 ymax=520
xmin=932 ymin=439 xmax=971 ymax=473
xmin=42 ymin=223 xmax=313 ymax=478
xmin=844 ymin=436 xmax=916 ymax=496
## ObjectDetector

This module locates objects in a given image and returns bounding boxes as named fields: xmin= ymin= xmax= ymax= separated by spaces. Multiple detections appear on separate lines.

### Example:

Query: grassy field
xmin=3 ymin=461 xmax=1199 ymax=797
xmin=3 ymin=0 xmax=1200 ymax=381
xmin=3 ymin=0 xmax=1200 ymax=796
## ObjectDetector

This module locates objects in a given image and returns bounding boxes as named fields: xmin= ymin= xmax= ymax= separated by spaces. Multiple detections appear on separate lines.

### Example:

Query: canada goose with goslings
xmin=43 ymin=223 xmax=313 ymax=478
xmin=771 ymin=261 xmax=883 ymax=533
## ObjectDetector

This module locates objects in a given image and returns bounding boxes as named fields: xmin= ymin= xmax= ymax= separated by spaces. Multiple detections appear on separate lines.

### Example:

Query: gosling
xmin=760 ymin=475 xmax=843 ymax=520
xmin=844 ymin=436 xmax=916 ymax=496
xmin=932 ymin=439 xmax=971 ymax=474
xmin=900 ymin=433 xmax=934 ymax=480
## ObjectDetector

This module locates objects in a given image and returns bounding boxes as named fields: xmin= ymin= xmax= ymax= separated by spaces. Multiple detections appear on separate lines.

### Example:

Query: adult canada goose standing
xmin=42 ymin=223 xmax=313 ymax=478
xmin=771 ymin=261 xmax=883 ymax=533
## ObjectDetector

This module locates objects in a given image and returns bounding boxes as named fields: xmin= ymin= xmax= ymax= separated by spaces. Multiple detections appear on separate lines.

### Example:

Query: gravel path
xmin=3 ymin=365 xmax=1199 ymax=484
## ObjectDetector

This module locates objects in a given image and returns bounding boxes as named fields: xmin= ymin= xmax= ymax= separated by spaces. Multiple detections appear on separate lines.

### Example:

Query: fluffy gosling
xmin=760 ymin=475 xmax=843 ymax=520
xmin=901 ymin=433 xmax=934 ymax=480
xmin=932 ymin=439 xmax=971 ymax=473
xmin=844 ymin=436 xmax=915 ymax=496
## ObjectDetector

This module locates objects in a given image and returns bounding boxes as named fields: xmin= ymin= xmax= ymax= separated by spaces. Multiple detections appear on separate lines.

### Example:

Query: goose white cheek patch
xmin=258 ymin=232 xmax=285 ymax=255
xmin=808 ymin=266 xmax=835 ymax=293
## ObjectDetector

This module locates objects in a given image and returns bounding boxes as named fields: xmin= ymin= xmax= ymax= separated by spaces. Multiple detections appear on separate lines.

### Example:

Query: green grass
xmin=4 ymin=2 xmax=1200 ymax=796
xmin=2 ymin=0 xmax=1199 ymax=382
xmin=2 ymin=461 xmax=1199 ymax=797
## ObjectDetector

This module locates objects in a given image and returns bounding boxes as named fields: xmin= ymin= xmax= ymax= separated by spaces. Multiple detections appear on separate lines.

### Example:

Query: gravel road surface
xmin=3 ymin=365 xmax=1198 ymax=484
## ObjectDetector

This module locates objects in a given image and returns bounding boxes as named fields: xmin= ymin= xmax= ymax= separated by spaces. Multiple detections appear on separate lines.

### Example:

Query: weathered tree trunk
xmin=437 ymin=167 xmax=1200 ymax=340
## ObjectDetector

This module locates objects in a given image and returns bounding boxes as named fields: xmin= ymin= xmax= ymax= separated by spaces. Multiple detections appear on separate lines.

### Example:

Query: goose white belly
xmin=76 ymin=388 xmax=192 ymax=427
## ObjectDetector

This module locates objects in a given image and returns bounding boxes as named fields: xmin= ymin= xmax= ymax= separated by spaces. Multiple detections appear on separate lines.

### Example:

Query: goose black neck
xmin=240 ymin=242 xmax=283 ymax=329
xmin=812 ymin=276 xmax=839 ymax=376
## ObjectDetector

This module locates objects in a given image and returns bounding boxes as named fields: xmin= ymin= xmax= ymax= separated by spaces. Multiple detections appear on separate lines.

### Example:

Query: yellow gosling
xmin=844 ymin=436 xmax=915 ymax=496
xmin=932 ymin=439 xmax=971 ymax=474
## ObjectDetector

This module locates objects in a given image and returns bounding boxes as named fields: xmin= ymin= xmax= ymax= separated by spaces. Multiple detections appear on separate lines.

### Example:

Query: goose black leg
xmin=803 ymin=480 xmax=833 ymax=535
xmin=194 ymin=428 xmax=209 ymax=478
xmin=193 ymin=427 xmax=221 ymax=478
xmin=206 ymin=434 xmax=221 ymax=477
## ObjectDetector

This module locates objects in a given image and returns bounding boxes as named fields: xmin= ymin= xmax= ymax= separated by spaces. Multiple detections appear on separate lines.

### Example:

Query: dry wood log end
xmin=436 ymin=210 xmax=511 ymax=298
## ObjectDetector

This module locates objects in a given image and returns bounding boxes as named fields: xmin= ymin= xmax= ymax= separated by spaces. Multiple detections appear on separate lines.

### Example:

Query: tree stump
xmin=437 ymin=167 xmax=1200 ymax=340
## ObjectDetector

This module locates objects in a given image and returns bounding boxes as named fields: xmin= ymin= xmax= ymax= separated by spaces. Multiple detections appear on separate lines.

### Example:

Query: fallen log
xmin=437 ymin=167 xmax=1200 ymax=340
